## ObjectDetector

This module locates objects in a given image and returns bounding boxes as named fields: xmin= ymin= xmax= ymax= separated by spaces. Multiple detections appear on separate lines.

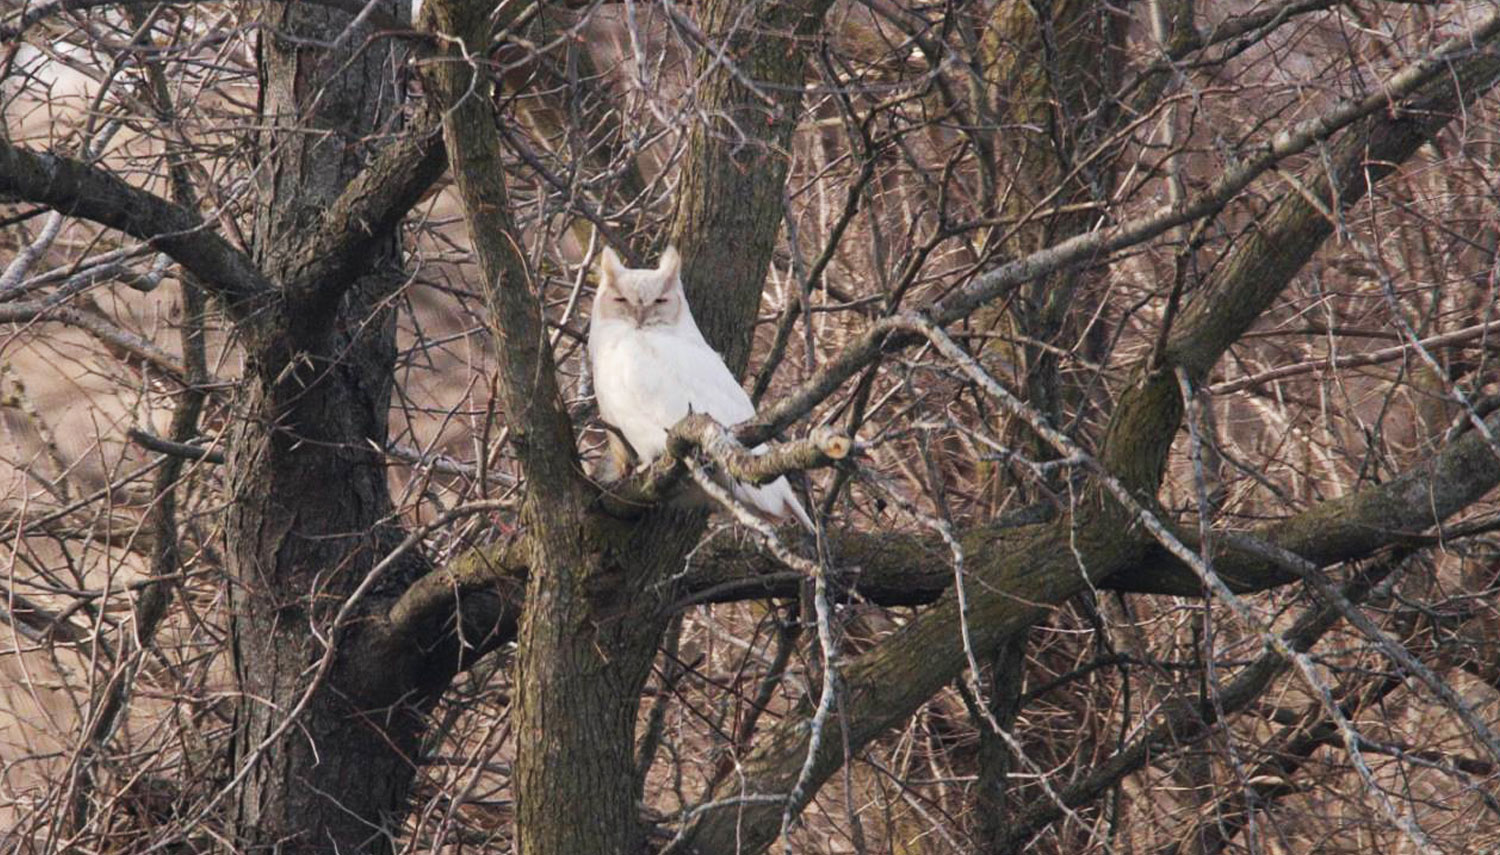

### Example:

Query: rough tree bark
xmin=221 ymin=3 xmax=443 ymax=850
xmin=671 ymin=0 xmax=833 ymax=374
xmin=425 ymin=3 xmax=651 ymax=852
xmin=978 ymin=0 xmax=1128 ymax=439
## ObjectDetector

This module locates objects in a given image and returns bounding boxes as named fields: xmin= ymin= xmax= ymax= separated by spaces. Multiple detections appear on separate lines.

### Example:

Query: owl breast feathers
xmin=588 ymin=245 xmax=814 ymax=531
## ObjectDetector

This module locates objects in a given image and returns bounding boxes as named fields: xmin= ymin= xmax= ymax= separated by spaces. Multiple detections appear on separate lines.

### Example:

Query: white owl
xmin=589 ymin=245 xmax=814 ymax=531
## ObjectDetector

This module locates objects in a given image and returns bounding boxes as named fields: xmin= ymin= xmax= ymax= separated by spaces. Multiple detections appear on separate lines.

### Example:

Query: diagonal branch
xmin=1114 ymin=402 xmax=1500 ymax=594
xmin=1101 ymin=14 xmax=1500 ymax=488
xmin=282 ymin=118 xmax=448 ymax=332
xmin=935 ymin=9 xmax=1500 ymax=328
xmin=0 ymin=141 xmax=270 ymax=314
xmin=747 ymin=12 xmax=1500 ymax=443
xmin=0 ymin=300 xmax=188 ymax=380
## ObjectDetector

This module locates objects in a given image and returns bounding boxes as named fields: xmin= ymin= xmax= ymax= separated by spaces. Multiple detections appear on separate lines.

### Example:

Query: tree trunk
xmin=225 ymin=3 xmax=435 ymax=851
xmin=424 ymin=2 xmax=669 ymax=851
xmin=672 ymin=0 xmax=834 ymax=376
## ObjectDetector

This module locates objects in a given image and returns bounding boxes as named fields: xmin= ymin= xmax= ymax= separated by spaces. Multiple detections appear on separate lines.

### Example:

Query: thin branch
xmin=126 ymin=429 xmax=224 ymax=465
xmin=0 ymin=300 xmax=188 ymax=381
xmin=1000 ymin=554 xmax=1410 ymax=851
xmin=1212 ymin=318 xmax=1500 ymax=394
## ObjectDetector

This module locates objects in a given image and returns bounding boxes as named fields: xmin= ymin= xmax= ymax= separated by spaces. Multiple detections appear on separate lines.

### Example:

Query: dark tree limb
xmin=395 ymin=395 xmax=1500 ymax=669
xmin=378 ymin=537 xmax=528 ymax=673
xmin=127 ymin=429 xmax=224 ymax=465
xmin=0 ymin=141 xmax=270 ymax=315
xmin=1114 ymin=405 xmax=1500 ymax=594
xmin=283 ymin=118 xmax=448 ymax=339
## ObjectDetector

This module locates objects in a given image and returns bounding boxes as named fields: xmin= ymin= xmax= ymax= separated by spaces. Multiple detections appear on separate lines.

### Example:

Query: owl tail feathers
xmin=733 ymin=477 xmax=816 ymax=533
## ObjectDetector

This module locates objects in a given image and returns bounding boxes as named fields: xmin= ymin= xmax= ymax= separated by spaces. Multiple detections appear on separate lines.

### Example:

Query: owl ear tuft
xmin=657 ymin=245 xmax=682 ymax=281
xmin=599 ymin=246 xmax=625 ymax=287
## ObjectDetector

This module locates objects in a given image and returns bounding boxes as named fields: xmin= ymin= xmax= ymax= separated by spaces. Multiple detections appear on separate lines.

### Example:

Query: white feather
xmin=589 ymin=250 xmax=813 ymax=531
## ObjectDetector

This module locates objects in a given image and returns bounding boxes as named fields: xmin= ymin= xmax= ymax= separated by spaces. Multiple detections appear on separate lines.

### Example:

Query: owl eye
xmin=612 ymin=296 xmax=627 ymax=303
xmin=653 ymin=297 xmax=669 ymax=305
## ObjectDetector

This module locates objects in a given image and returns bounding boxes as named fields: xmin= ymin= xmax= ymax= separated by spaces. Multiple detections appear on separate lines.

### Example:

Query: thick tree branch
xmin=276 ymin=0 xmax=595 ymax=334
xmin=283 ymin=118 xmax=448 ymax=335
xmin=0 ymin=141 xmax=269 ymax=314
xmin=937 ymin=10 xmax=1500 ymax=329
xmin=398 ymin=393 xmax=1500 ymax=673
xmin=379 ymin=538 xmax=528 ymax=671
xmin=1116 ymin=405 xmax=1500 ymax=594
xmin=1101 ymin=19 xmax=1500 ymax=489
xmin=678 ymin=25 xmax=1500 ymax=855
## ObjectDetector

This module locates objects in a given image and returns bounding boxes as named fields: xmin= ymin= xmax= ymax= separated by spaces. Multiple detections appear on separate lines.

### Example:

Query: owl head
xmin=595 ymin=245 xmax=687 ymax=329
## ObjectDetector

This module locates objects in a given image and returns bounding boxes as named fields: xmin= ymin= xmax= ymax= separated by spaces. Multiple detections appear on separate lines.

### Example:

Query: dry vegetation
xmin=2 ymin=1 xmax=1500 ymax=853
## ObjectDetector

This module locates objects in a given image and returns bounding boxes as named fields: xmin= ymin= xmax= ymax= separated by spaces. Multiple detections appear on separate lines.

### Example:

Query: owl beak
xmin=632 ymin=305 xmax=651 ymax=326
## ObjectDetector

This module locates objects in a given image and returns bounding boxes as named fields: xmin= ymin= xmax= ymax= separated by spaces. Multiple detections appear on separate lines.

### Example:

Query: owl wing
xmin=624 ymin=329 xmax=756 ymax=451
xmin=659 ymin=335 xmax=758 ymax=427
xmin=592 ymin=324 xmax=813 ymax=530
xmin=648 ymin=335 xmax=814 ymax=530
